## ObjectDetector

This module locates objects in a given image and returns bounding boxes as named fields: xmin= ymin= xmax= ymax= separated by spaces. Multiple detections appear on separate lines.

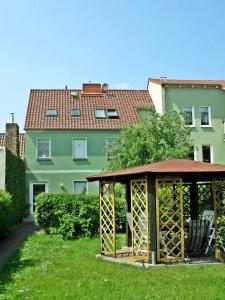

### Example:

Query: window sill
xmin=73 ymin=158 xmax=88 ymax=161
xmin=37 ymin=157 xmax=52 ymax=161
xmin=200 ymin=125 xmax=212 ymax=128
xmin=185 ymin=125 xmax=195 ymax=128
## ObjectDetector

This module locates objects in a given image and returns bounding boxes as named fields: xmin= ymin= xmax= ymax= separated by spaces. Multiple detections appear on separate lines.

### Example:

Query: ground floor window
xmin=74 ymin=181 xmax=87 ymax=193
xmin=202 ymin=145 xmax=212 ymax=163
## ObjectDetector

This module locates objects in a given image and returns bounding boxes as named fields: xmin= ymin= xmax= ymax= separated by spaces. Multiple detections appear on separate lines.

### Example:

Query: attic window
xmin=107 ymin=109 xmax=119 ymax=119
xmin=46 ymin=109 xmax=58 ymax=117
xmin=71 ymin=109 xmax=80 ymax=117
xmin=95 ymin=109 xmax=106 ymax=118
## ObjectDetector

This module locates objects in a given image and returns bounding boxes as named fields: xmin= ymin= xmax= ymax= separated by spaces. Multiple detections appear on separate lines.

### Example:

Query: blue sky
xmin=1 ymin=0 xmax=225 ymax=132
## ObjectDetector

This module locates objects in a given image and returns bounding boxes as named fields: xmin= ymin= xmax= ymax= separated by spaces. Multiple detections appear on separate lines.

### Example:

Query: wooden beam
xmin=190 ymin=179 xmax=198 ymax=220
xmin=147 ymin=175 xmax=157 ymax=264
xmin=125 ymin=181 xmax=132 ymax=247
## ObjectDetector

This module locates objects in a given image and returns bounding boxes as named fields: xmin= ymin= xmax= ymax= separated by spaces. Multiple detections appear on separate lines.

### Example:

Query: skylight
xmin=95 ymin=109 xmax=106 ymax=118
xmin=71 ymin=108 xmax=80 ymax=117
xmin=107 ymin=109 xmax=119 ymax=119
xmin=46 ymin=109 xmax=58 ymax=117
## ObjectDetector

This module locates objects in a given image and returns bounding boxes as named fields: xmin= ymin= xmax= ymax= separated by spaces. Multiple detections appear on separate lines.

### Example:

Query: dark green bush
xmin=0 ymin=189 xmax=13 ymax=237
xmin=115 ymin=198 xmax=127 ymax=231
xmin=35 ymin=192 xmax=99 ymax=239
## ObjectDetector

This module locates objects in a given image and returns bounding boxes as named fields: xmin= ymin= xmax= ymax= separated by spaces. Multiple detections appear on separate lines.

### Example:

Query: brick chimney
xmin=82 ymin=83 xmax=102 ymax=94
xmin=5 ymin=123 xmax=19 ymax=156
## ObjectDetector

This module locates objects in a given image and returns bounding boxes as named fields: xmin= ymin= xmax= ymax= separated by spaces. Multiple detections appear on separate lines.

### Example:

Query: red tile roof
xmin=87 ymin=159 xmax=225 ymax=181
xmin=0 ymin=133 xmax=25 ymax=159
xmin=148 ymin=78 xmax=225 ymax=88
xmin=24 ymin=89 xmax=153 ymax=130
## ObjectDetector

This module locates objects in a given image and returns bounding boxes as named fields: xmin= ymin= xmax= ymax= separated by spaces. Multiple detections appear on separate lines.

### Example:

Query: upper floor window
xmin=71 ymin=108 xmax=80 ymax=117
xmin=37 ymin=138 xmax=51 ymax=159
xmin=183 ymin=107 xmax=194 ymax=126
xmin=73 ymin=138 xmax=87 ymax=159
xmin=46 ymin=109 xmax=58 ymax=117
xmin=200 ymin=106 xmax=211 ymax=126
xmin=106 ymin=137 xmax=116 ymax=159
xmin=187 ymin=145 xmax=196 ymax=160
xmin=74 ymin=181 xmax=87 ymax=193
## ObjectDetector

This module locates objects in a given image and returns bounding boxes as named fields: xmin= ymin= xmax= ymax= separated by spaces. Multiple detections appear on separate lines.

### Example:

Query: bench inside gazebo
xmin=87 ymin=159 xmax=225 ymax=265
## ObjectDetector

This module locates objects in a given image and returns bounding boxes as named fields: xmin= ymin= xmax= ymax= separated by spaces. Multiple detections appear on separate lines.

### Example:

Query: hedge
xmin=0 ymin=189 xmax=13 ymax=237
xmin=5 ymin=149 xmax=26 ymax=224
xmin=35 ymin=192 xmax=127 ymax=240
xmin=35 ymin=193 xmax=99 ymax=239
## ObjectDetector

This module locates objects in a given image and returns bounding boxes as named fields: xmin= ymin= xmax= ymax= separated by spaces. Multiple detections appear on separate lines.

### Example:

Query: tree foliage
xmin=107 ymin=110 xmax=192 ymax=171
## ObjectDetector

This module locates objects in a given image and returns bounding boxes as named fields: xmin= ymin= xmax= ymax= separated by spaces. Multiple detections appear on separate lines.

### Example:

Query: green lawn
xmin=0 ymin=233 xmax=225 ymax=300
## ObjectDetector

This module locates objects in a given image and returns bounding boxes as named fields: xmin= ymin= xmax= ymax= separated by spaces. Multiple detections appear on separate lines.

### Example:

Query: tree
xmin=107 ymin=109 xmax=192 ymax=171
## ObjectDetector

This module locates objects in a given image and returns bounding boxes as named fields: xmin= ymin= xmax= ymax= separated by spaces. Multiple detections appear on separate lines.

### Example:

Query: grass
xmin=0 ymin=234 xmax=225 ymax=299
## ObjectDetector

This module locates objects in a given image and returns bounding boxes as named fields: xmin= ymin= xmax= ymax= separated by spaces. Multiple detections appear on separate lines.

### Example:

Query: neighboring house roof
xmin=24 ymin=88 xmax=153 ymax=130
xmin=0 ymin=133 xmax=25 ymax=159
xmin=87 ymin=159 xmax=225 ymax=182
xmin=148 ymin=78 xmax=225 ymax=88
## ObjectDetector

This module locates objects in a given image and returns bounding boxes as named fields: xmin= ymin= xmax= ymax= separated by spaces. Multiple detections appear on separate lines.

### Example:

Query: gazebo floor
xmin=96 ymin=249 xmax=221 ymax=268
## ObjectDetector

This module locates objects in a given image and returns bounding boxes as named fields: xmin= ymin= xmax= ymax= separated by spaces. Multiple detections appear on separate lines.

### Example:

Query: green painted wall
xmin=165 ymin=86 xmax=225 ymax=163
xmin=25 ymin=130 xmax=119 ymax=200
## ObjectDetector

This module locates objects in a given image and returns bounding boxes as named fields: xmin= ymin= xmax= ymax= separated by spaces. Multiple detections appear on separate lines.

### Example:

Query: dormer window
xmin=107 ymin=109 xmax=119 ymax=119
xmin=95 ymin=109 xmax=106 ymax=119
xmin=46 ymin=109 xmax=57 ymax=117
xmin=71 ymin=109 xmax=80 ymax=117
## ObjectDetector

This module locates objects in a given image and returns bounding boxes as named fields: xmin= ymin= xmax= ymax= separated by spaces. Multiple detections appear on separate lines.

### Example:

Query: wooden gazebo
xmin=87 ymin=159 xmax=225 ymax=264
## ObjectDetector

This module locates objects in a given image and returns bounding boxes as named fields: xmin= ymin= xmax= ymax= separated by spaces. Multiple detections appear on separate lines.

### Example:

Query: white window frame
xmin=95 ymin=109 xmax=106 ymax=119
xmin=202 ymin=144 xmax=213 ymax=163
xmin=73 ymin=138 xmax=87 ymax=159
xmin=29 ymin=181 xmax=48 ymax=215
xmin=36 ymin=138 xmax=51 ymax=160
xmin=106 ymin=137 xmax=116 ymax=159
xmin=73 ymin=180 xmax=88 ymax=193
xmin=200 ymin=106 xmax=212 ymax=127
xmin=183 ymin=106 xmax=195 ymax=127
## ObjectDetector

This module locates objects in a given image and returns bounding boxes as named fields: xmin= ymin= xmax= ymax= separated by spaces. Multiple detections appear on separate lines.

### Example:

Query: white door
xmin=30 ymin=182 xmax=48 ymax=215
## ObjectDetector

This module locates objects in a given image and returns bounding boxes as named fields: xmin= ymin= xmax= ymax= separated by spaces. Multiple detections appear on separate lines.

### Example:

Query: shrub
xmin=115 ymin=198 xmax=127 ymax=231
xmin=216 ymin=215 xmax=225 ymax=251
xmin=0 ymin=189 xmax=13 ymax=237
xmin=35 ymin=192 xmax=99 ymax=239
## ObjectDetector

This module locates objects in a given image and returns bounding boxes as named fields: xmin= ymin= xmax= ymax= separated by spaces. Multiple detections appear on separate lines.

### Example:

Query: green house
xmin=24 ymin=82 xmax=153 ymax=215
xmin=148 ymin=78 xmax=225 ymax=164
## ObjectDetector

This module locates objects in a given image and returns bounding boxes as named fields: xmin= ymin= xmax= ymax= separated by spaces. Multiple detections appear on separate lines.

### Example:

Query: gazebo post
xmin=190 ymin=178 xmax=198 ymax=220
xmin=125 ymin=180 xmax=132 ymax=247
xmin=147 ymin=175 xmax=157 ymax=264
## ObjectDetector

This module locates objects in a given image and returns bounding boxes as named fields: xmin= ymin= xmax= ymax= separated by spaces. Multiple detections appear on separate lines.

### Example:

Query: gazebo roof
xmin=87 ymin=159 xmax=225 ymax=182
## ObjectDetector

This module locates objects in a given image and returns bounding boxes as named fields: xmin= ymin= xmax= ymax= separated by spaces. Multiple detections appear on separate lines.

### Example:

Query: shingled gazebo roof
xmin=87 ymin=159 xmax=225 ymax=182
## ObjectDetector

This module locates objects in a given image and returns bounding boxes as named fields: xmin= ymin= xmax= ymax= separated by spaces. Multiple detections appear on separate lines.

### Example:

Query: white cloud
xmin=112 ymin=82 xmax=130 ymax=89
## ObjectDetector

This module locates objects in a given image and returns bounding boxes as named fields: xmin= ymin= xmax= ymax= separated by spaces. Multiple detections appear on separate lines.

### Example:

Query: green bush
xmin=115 ymin=198 xmax=127 ymax=231
xmin=0 ymin=189 xmax=13 ymax=237
xmin=35 ymin=192 xmax=99 ymax=239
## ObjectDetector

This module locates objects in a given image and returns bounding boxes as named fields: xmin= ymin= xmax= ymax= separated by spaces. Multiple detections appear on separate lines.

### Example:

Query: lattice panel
xmin=182 ymin=183 xmax=191 ymax=220
xmin=197 ymin=182 xmax=213 ymax=215
xmin=100 ymin=182 xmax=116 ymax=256
xmin=156 ymin=178 xmax=184 ymax=262
xmin=131 ymin=179 xmax=149 ymax=259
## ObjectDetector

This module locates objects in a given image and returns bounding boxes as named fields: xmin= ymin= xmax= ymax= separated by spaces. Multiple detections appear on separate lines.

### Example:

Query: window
xmin=202 ymin=145 xmax=212 ymax=163
xmin=107 ymin=109 xmax=119 ymax=119
xmin=46 ymin=109 xmax=58 ymax=117
xmin=106 ymin=137 xmax=116 ymax=159
xmin=74 ymin=181 xmax=87 ymax=193
xmin=95 ymin=109 xmax=106 ymax=118
xmin=183 ymin=107 xmax=194 ymax=126
xmin=200 ymin=107 xmax=211 ymax=126
xmin=71 ymin=108 xmax=80 ymax=117
xmin=73 ymin=139 xmax=87 ymax=159
xmin=37 ymin=138 xmax=51 ymax=159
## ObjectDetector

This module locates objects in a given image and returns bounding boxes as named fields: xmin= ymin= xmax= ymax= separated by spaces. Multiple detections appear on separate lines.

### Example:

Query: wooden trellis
xmin=100 ymin=182 xmax=116 ymax=257
xmin=197 ymin=182 xmax=213 ymax=214
xmin=131 ymin=179 xmax=149 ymax=260
xmin=213 ymin=179 xmax=225 ymax=258
xmin=156 ymin=178 xmax=184 ymax=262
